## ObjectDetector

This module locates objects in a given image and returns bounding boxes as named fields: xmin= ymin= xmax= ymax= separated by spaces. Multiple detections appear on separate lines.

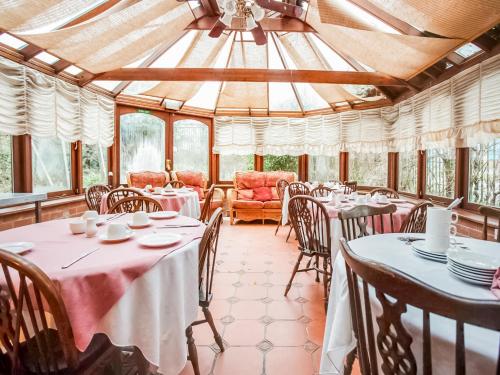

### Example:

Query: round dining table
xmin=100 ymin=190 xmax=201 ymax=218
xmin=0 ymin=214 xmax=205 ymax=375
xmin=320 ymin=233 xmax=500 ymax=375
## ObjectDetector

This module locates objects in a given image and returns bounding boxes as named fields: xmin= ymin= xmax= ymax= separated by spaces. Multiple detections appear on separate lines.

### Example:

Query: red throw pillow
xmin=253 ymin=187 xmax=273 ymax=202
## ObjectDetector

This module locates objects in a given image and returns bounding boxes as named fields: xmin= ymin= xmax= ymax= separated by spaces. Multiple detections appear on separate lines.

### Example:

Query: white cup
xmin=82 ymin=210 xmax=99 ymax=220
xmin=69 ymin=220 xmax=86 ymax=234
xmin=107 ymin=223 xmax=128 ymax=240
xmin=425 ymin=207 xmax=459 ymax=253
xmin=154 ymin=186 xmax=163 ymax=194
xmin=132 ymin=211 xmax=149 ymax=226
xmin=145 ymin=184 xmax=153 ymax=192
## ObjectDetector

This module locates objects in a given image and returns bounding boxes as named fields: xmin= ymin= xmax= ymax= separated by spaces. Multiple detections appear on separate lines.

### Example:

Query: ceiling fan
xmin=208 ymin=0 xmax=304 ymax=45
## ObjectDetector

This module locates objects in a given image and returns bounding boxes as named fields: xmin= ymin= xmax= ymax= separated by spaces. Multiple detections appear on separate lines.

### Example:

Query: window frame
xmin=346 ymin=151 xmax=390 ymax=191
xmin=421 ymin=148 xmax=457 ymax=206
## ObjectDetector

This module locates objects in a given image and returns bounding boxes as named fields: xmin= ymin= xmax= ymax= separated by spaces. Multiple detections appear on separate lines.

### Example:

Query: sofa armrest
xmin=214 ymin=187 xmax=225 ymax=201
xmin=227 ymin=188 xmax=237 ymax=209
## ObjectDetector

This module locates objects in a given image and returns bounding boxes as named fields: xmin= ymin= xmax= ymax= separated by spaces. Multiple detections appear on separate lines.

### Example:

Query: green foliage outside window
xmin=263 ymin=155 xmax=298 ymax=173
xmin=0 ymin=135 xmax=12 ymax=193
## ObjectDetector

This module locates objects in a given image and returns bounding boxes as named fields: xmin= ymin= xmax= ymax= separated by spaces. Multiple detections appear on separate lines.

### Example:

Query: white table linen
xmin=175 ymin=191 xmax=201 ymax=218
xmin=320 ymin=233 xmax=500 ymax=375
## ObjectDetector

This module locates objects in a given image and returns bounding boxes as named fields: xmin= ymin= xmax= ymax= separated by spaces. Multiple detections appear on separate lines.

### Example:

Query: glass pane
xmin=263 ymin=155 xmax=299 ymax=174
xmin=468 ymin=139 xmax=500 ymax=207
xmin=349 ymin=152 xmax=388 ymax=186
xmin=120 ymin=113 xmax=165 ymax=184
xmin=0 ymin=135 xmax=13 ymax=193
xmin=83 ymin=144 xmax=108 ymax=187
xmin=398 ymin=151 xmax=417 ymax=193
xmin=32 ymin=137 xmax=71 ymax=193
xmin=219 ymin=154 xmax=254 ymax=181
xmin=173 ymin=120 xmax=209 ymax=175
xmin=425 ymin=148 xmax=456 ymax=198
xmin=308 ymin=155 xmax=339 ymax=182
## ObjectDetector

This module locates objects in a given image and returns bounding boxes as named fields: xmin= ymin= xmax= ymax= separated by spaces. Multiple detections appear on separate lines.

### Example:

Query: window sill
xmin=0 ymin=194 xmax=85 ymax=216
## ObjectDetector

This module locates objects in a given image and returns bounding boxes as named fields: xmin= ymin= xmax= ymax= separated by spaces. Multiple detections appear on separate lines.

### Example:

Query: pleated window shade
xmin=0 ymin=57 xmax=114 ymax=146
xmin=214 ymin=54 xmax=500 ymax=155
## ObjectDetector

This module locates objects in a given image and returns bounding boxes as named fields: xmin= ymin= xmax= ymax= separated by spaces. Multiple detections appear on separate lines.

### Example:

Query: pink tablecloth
xmin=0 ymin=214 xmax=205 ymax=351
xmin=100 ymin=192 xmax=194 ymax=214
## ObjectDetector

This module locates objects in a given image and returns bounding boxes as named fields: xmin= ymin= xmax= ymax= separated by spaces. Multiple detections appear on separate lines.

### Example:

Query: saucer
xmin=0 ymin=242 xmax=34 ymax=254
xmin=161 ymin=192 xmax=177 ymax=196
xmin=148 ymin=211 xmax=179 ymax=219
xmin=127 ymin=220 xmax=152 ymax=229
xmin=99 ymin=230 xmax=134 ymax=243
xmin=137 ymin=233 xmax=183 ymax=248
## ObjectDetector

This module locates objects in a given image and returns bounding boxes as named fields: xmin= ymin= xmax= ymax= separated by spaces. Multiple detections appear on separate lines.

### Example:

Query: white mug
xmin=107 ymin=223 xmax=128 ymax=239
xmin=426 ymin=207 xmax=458 ymax=253
xmin=69 ymin=220 xmax=86 ymax=234
xmin=132 ymin=211 xmax=149 ymax=226
xmin=82 ymin=210 xmax=99 ymax=220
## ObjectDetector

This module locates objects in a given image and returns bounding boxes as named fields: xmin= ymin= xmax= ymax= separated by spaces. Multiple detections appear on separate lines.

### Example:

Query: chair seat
xmin=232 ymin=200 xmax=264 ymax=209
xmin=263 ymin=200 xmax=281 ymax=209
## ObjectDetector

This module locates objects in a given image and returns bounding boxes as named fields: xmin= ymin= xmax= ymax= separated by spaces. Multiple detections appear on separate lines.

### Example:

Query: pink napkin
xmin=491 ymin=268 xmax=500 ymax=300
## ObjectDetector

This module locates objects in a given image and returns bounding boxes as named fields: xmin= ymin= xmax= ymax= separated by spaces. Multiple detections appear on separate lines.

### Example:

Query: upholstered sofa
xmin=171 ymin=170 xmax=224 ymax=214
xmin=228 ymin=171 xmax=297 ymax=224
xmin=126 ymin=171 xmax=171 ymax=188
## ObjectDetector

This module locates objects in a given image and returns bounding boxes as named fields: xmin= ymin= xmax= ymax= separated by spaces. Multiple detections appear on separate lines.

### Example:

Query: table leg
xmin=35 ymin=201 xmax=42 ymax=223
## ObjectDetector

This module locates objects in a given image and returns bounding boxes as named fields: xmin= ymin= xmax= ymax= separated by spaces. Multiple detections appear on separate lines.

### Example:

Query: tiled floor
xmin=179 ymin=219 xmax=332 ymax=375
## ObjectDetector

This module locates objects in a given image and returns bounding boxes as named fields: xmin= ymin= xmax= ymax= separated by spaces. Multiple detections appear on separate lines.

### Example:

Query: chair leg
xmin=275 ymin=215 xmax=282 ymax=235
xmin=344 ymin=348 xmax=357 ymax=375
xmin=315 ymin=254 xmax=320 ymax=283
xmin=186 ymin=325 xmax=200 ymax=375
xmin=285 ymin=252 xmax=303 ymax=296
xmin=286 ymin=225 xmax=293 ymax=242
xmin=203 ymin=306 xmax=225 ymax=353
xmin=322 ymin=257 xmax=329 ymax=312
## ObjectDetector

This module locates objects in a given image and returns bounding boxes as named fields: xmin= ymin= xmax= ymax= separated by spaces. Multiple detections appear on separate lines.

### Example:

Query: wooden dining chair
xmin=369 ymin=187 xmax=400 ymax=199
xmin=400 ymin=201 xmax=433 ymax=233
xmin=106 ymin=188 xmax=144 ymax=210
xmin=338 ymin=204 xmax=397 ymax=241
xmin=199 ymin=184 xmax=215 ymax=224
xmin=108 ymin=196 xmax=162 ymax=214
xmin=286 ymin=182 xmax=311 ymax=242
xmin=85 ymin=184 xmax=110 ymax=214
xmin=187 ymin=208 xmax=224 ymax=375
xmin=286 ymin=195 xmax=332 ymax=311
xmin=0 ymin=249 xmax=121 ymax=374
xmin=339 ymin=238 xmax=500 ymax=375
xmin=478 ymin=205 xmax=500 ymax=242
xmin=343 ymin=181 xmax=357 ymax=195
xmin=311 ymin=185 xmax=334 ymax=198
xmin=169 ymin=180 xmax=185 ymax=189
xmin=275 ymin=179 xmax=290 ymax=235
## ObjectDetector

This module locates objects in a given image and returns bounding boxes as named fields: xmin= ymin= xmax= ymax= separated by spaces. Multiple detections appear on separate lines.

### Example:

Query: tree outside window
xmin=425 ymin=148 xmax=455 ymax=198
xmin=0 ymin=134 xmax=12 ymax=193
xmin=349 ymin=152 xmax=387 ymax=186
xmin=219 ymin=154 xmax=254 ymax=181
xmin=263 ymin=155 xmax=299 ymax=174
xmin=468 ymin=139 xmax=499 ymax=206
xmin=83 ymin=144 xmax=108 ymax=187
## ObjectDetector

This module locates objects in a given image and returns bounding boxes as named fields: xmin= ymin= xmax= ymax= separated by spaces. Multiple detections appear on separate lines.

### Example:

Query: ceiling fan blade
xmin=255 ymin=0 xmax=303 ymax=17
xmin=208 ymin=19 xmax=227 ymax=38
xmin=251 ymin=23 xmax=267 ymax=45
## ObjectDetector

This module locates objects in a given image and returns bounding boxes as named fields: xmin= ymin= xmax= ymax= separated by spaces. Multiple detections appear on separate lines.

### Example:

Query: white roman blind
xmin=0 ymin=56 xmax=115 ymax=146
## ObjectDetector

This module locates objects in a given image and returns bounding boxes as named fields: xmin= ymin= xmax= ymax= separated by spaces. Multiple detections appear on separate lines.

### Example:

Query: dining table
xmin=0 ymin=213 xmax=205 ymax=375
xmin=320 ymin=233 xmax=500 ymax=375
xmin=100 ymin=189 xmax=201 ymax=219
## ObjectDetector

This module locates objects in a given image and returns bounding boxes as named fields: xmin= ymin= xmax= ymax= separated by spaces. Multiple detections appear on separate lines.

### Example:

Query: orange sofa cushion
xmin=175 ymin=171 xmax=206 ymax=199
xmin=232 ymin=200 xmax=264 ymax=209
xmin=128 ymin=171 xmax=169 ymax=188
xmin=264 ymin=171 xmax=296 ymax=188
xmin=235 ymin=171 xmax=266 ymax=189
xmin=253 ymin=187 xmax=273 ymax=202
xmin=238 ymin=189 xmax=254 ymax=200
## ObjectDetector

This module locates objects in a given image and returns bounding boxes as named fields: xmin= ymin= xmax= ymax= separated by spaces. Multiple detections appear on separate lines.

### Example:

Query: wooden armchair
xmin=172 ymin=170 xmax=224 ymax=211
xmin=479 ymin=205 xmax=500 ymax=242
xmin=126 ymin=171 xmax=170 ymax=189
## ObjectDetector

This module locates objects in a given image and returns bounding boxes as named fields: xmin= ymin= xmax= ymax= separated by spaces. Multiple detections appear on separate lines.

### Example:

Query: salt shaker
xmin=85 ymin=218 xmax=98 ymax=238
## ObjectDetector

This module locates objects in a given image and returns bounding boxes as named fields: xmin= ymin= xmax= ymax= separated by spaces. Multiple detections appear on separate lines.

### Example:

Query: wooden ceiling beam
xmin=186 ymin=16 xmax=316 ymax=32
xmin=88 ymin=67 xmax=407 ymax=86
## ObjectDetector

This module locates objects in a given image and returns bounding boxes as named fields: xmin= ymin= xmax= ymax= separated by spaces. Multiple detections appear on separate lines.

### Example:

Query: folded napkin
xmin=491 ymin=268 xmax=500 ymax=300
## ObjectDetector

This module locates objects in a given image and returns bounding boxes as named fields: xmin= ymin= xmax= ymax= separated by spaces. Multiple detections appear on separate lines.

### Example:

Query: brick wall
xmin=0 ymin=197 xmax=88 ymax=231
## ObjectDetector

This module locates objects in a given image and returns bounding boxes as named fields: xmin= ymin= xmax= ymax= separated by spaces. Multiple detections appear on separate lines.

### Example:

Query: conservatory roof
xmin=0 ymin=0 xmax=499 ymax=116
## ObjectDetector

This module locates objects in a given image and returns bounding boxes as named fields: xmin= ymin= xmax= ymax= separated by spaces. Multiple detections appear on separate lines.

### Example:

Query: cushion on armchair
xmin=253 ymin=187 xmax=273 ymax=202
xmin=127 ymin=171 xmax=169 ymax=188
xmin=173 ymin=170 xmax=206 ymax=199
xmin=235 ymin=171 xmax=266 ymax=189
xmin=238 ymin=189 xmax=254 ymax=200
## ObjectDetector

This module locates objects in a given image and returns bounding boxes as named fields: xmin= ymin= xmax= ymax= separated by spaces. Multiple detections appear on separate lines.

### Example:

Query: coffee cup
xmin=425 ymin=207 xmax=459 ymax=253
xmin=132 ymin=211 xmax=149 ymax=226
xmin=82 ymin=210 xmax=99 ymax=220
xmin=154 ymin=186 xmax=163 ymax=194
xmin=107 ymin=223 xmax=129 ymax=240
xmin=69 ymin=220 xmax=86 ymax=234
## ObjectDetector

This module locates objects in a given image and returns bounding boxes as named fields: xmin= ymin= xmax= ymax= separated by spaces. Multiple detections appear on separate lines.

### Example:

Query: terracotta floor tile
xmin=212 ymin=285 xmax=236 ymax=300
xmin=206 ymin=299 xmax=232 ymax=320
xmin=267 ymin=300 xmax=303 ymax=320
xmin=212 ymin=347 xmax=264 ymax=375
xmin=235 ymin=285 xmax=268 ymax=300
xmin=212 ymin=273 xmax=240 ymax=286
xmin=302 ymin=301 xmax=326 ymax=321
xmin=192 ymin=321 xmax=221 ymax=346
xmin=306 ymin=320 xmax=326 ymax=345
xmin=267 ymin=285 xmax=300 ymax=301
xmin=223 ymin=320 xmax=265 ymax=346
xmin=178 ymin=346 xmax=215 ymax=375
xmin=266 ymin=347 xmax=314 ymax=375
xmin=239 ymin=272 xmax=268 ymax=286
xmin=312 ymin=346 xmax=322 ymax=373
xmin=231 ymin=300 xmax=266 ymax=320
xmin=266 ymin=321 xmax=308 ymax=346
xmin=268 ymin=272 xmax=295 ymax=285
xmin=215 ymin=261 xmax=244 ymax=273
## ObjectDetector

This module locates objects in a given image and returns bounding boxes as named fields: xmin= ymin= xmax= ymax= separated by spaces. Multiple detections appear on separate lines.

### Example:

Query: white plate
xmin=448 ymin=267 xmax=493 ymax=286
xmin=448 ymin=258 xmax=496 ymax=275
xmin=99 ymin=230 xmax=134 ymax=243
xmin=318 ymin=197 xmax=331 ymax=203
xmin=412 ymin=249 xmax=447 ymax=263
xmin=447 ymin=249 xmax=500 ymax=271
xmin=127 ymin=220 xmax=152 ymax=229
xmin=0 ymin=242 xmax=34 ymax=254
xmin=161 ymin=192 xmax=177 ymax=196
xmin=412 ymin=248 xmax=447 ymax=259
xmin=412 ymin=240 xmax=450 ymax=256
xmin=137 ymin=233 xmax=183 ymax=248
xmin=148 ymin=211 xmax=179 ymax=220
xmin=448 ymin=266 xmax=494 ymax=282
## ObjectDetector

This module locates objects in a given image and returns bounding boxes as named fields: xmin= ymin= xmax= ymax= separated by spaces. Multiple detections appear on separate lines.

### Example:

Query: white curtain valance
xmin=0 ymin=57 xmax=114 ymax=146
xmin=214 ymin=54 xmax=500 ymax=155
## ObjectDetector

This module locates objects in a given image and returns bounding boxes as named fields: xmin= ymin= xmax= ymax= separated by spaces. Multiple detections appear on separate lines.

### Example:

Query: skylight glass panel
xmin=92 ymin=80 xmax=122 ymax=91
xmin=164 ymin=99 xmax=183 ymax=110
xmin=124 ymin=81 xmax=159 ymax=95
xmin=150 ymin=31 xmax=197 ymax=68
xmin=341 ymin=0 xmax=400 ymax=34
xmin=64 ymin=65 xmax=83 ymax=75
xmin=0 ymin=33 xmax=27 ymax=49
xmin=34 ymin=51 xmax=60 ymax=65
xmin=295 ymin=83 xmax=329 ymax=111
xmin=309 ymin=35 xmax=354 ymax=71
xmin=269 ymin=83 xmax=301 ymax=111
xmin=188 ymin=0 xmax=201 ymax=9
xmin=455 ymin=43 xmax=482 ymax=59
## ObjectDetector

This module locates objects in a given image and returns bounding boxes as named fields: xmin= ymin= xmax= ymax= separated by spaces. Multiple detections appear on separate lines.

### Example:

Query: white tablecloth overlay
xmin=320 ymin=233 xmax=500 ymax=375
xmin=96 ymin=239 xmax=200 ymax=375
xmin=147 ymin=191 xmax=200 ymax=219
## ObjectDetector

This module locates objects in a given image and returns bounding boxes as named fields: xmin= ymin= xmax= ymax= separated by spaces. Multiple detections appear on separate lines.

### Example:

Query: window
xmin=468 ymin=139 xmax=500 ymax=207
xmin=0 ymin=134 xmax=13 ymax=193
xmin=263 ymin=155 xmax=299 ymax=174
xmin=349 ymin=152 xmax=387 ymax=186
xmin=398 ymin=151 xmax=417 ymax=193
xmin=32 ymin=137 xmax=71 ymax=193
xmin=219 ymin=154 xmax=254 ymax=181
xmin=120 ymin=113 xmax=165 ymax=184
xmin=308 ymin=155 xmax=339 ymax=182
xmin=83 ymin=144 xmax=108 ymax=187
xmin=173 ymin=120 xmax=209 ymax=175
xmin=425 ymin=148 xmax=456 ymax=198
